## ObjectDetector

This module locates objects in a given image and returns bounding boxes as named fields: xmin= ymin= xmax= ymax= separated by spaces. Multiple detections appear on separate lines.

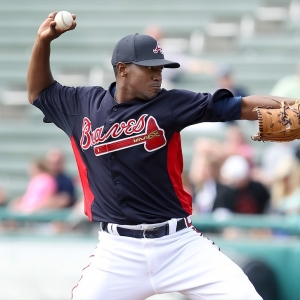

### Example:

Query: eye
xmin=146 ymin=66 xmax=164 ymax=71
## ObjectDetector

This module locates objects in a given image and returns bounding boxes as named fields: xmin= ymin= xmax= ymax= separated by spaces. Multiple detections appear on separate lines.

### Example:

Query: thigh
xmin=72 ymin=231 xmax=154 ymax=300
xmin=153 ymin=229 xmax=262 ymax=300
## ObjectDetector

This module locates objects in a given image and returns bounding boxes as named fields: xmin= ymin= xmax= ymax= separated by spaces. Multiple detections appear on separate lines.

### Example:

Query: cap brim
xmin=133 ymin=59 xmax=180 ymax=69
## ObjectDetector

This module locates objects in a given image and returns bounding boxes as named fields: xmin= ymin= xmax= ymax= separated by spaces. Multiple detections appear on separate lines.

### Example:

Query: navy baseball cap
xmin=111 ymin=33 xmax=180 ymax=68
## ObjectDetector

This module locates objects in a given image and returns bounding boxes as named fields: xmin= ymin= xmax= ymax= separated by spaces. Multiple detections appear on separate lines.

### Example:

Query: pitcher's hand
xmin=37 ymin=11 xmax=77 ymax=42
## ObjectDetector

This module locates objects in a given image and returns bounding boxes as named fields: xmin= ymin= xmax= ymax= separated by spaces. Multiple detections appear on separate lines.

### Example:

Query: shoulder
xmin=34 ymin=81 xmax=107 ymax=107
xmin=80 ymin=85 xmax=106 ymax=97
xmin=158 ymin=88 xmax=208 ymax=101
xmin=161 ymin=88 xmax=197 ymax=95
xmin=44 ymin=81 xmax=106 ymax=97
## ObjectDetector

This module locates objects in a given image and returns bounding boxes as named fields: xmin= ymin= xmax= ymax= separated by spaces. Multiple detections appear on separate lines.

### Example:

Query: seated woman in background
xmin=270 ymin=156 xmax=300 ymax=215
xmin=9 ymin=159 xmax=57 ymax=213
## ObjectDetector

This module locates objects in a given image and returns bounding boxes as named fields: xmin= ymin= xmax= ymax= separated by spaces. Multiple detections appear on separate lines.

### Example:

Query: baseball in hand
xmin=54 ymin=11 xmax=73 ymax=30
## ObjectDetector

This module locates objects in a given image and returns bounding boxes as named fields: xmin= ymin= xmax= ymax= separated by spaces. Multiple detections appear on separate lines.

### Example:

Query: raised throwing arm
xmin=27 ymin=11 xmax=76 ymax=104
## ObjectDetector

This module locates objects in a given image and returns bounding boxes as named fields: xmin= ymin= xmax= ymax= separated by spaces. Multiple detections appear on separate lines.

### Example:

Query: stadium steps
xmin=0 ymin=0 xmax=298 ymax=203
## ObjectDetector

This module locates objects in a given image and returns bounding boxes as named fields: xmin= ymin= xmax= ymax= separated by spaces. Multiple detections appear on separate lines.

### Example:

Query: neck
xmin=114 ymin=91 xmax=119 ymax=104
xmin=115 ymin=80 xmax=145 ymax=103
xmin=114 ymin=83 xmax=133 ymax=104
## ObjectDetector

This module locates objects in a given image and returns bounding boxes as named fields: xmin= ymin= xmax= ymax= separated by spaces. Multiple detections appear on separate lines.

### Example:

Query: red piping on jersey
xmin=71 ymin=136 xmax=94 ymax=221
xmin=167 ymin=132 xmax=192 ymax=214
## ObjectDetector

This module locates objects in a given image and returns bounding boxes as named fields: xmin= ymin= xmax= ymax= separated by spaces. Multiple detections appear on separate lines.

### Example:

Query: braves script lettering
xmin=80 ymin=114 xmax=147 ymax=150
xmin=80 ymin=114 xmax=166 ymax=155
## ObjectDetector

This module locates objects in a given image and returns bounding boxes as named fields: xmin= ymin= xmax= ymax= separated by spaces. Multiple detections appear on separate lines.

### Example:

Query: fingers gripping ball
xmin=252 ymin=98 xmax=300 ymax=142
xmin=54 ymin=11 xmax=73 ymax=30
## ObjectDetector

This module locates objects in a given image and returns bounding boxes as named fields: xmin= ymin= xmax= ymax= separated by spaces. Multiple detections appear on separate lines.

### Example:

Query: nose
xmin=152 ymin=69 xmax=162 ymax=82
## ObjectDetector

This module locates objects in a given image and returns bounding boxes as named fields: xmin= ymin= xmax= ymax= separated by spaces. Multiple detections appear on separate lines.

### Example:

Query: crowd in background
xmin=0 ymin=148 xmax=79 ymax=216
xmin=188 ymin=124 xmax=300 ymax=217
xmin=1 ymin=24 xmax=300 ymax=235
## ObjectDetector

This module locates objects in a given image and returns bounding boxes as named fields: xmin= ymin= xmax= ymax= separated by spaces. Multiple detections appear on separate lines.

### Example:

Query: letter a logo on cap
xmin=153 ymin=42 xmax=163 ymax=54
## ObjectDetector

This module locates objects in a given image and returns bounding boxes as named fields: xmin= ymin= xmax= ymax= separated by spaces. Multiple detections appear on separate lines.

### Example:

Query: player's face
xmin=126 ymin=64 xmax=163 ymax=100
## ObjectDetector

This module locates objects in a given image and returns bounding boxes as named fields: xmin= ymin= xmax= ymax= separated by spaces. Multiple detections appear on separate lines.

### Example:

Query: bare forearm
xmin=241 ymin=95 xmax=297 ymax=120
xmin=27 ymin=37 xmax=54 ymax=103
xmin=27 ymin=11 xmax=76 ymax=104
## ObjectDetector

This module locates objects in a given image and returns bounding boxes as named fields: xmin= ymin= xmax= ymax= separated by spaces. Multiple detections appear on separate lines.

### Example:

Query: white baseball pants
xmin=72 ymin=223 xmax=262 ymax=300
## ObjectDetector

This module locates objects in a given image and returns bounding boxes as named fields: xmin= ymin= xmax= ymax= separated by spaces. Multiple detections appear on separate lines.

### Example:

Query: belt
xmin=101 ymin=217 xmax=192 ymax=239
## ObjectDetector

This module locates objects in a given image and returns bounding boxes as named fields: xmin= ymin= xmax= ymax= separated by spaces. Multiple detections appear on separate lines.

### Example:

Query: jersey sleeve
xmin=167 ymin=88 xmax=241 ymax=131
xmin=32 ymin=81 xmax=95 ymax=137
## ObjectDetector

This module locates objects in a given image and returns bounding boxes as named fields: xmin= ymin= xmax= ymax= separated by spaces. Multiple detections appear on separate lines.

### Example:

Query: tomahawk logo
xmin=80 ymin=114 xmax=167 ymax=156
xmin=153 ymin=42 xmax=163 ymax=54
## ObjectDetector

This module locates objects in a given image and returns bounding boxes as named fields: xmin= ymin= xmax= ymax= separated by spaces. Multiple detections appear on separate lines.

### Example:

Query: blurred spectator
xmin=215 ymin=65 xmax=249 ymax=97
xmin=182 ymin=170 xmax=193 ymax=196
xmin=0 ymin=185 xmax=7 ymax=207
xmin=9 ymin=159 xmax=57 ymax=213
xmin=144 ymin=24 xmax=217 ymax=88
xmin=213 ymin=155 xmax=270 ymax=214
xmin=222 ymin=124 xmax=255 ymax=167
xmin=66 ymin=196 xmax=93 ymax=233
xmin=189 ymin=138 xmax=224 ymax=213
xmin=251 ymin=141 xmax=299 ymax=188
xmin=191 ymin=156 xmax=223 ymax=214
xmin=45 ymin=148 xmax=76 ymax=208
xmin=270 ymin=60 xmax=300 ymax=98
xmin=270 ymin=156 xmax=300 ymax=215
xmin=189 ymin=138 xmax=224 ymax=168
xmin=295 ymin=144 xmax=300 ymax=162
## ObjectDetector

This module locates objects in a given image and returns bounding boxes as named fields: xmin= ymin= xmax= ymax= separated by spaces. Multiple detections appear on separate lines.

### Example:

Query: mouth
xmin=152 ymin=85 xmax=161 ymax=90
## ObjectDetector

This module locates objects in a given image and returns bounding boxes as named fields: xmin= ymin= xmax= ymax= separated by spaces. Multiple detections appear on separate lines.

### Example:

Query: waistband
xmin=100 ymin=216 xmax=192 ymax=239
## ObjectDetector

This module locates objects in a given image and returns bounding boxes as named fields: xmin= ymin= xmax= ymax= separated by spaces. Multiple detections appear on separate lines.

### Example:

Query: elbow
xmin=27 ymin=92 xmax=37 ymax=104
xmin=26 ymin=79 xmax=55 ymax=104
xmin=27 ymin=86 xmax=42 ymax=104
xmin=26 ymin=83 xmax=37 ymax=104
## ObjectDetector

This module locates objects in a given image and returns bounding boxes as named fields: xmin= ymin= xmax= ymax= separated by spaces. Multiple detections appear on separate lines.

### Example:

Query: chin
xmin=145 ymin=91 xmax=160 ymax=100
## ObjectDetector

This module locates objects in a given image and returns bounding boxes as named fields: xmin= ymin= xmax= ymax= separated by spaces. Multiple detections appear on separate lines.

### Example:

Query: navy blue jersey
xmin=33 ymin=81 xmax=240 ymax=224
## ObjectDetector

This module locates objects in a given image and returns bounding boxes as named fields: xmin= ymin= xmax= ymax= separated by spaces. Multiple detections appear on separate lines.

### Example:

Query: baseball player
xmin=27 ymin=12 xmax=297 ymax=300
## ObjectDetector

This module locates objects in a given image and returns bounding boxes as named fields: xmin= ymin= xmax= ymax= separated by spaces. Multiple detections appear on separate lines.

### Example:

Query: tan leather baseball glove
xmin=252 ymin=98 xmax=300 ymax=142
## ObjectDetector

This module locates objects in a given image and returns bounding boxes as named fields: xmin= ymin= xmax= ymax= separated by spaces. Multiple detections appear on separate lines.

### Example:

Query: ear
xmin=116 ymin=62 xmax=128 ymax=77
